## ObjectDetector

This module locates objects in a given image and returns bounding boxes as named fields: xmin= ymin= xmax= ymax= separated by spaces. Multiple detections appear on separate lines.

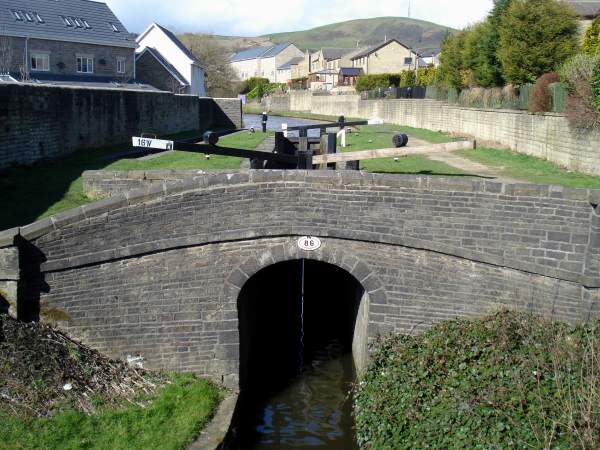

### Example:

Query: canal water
xmin=229 ymin=259 xmax=362 ymax=449
xmin=243 ymin=114 xmax=330 ymax=138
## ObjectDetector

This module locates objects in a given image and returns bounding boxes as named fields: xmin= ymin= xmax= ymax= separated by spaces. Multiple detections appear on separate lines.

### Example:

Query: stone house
xmin=0 ymin=0 xmax=137 ymax=86
xmin=290 ymin=50 xmax=312 ymax=80
xmin=229 ymin=43 xmax=304 ymax=83
xmin=351 ymin=39 xmax=417 ymax=75
xmin=135 ymin=23 xmax=206 ymax=96
xmin=309 ymin=47 xmax=357 ymax=73
xmin=276 ymin=56 xmax=304 ymax=84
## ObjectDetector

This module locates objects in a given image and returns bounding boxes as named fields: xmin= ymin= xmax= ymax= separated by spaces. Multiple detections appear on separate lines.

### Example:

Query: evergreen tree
xmin=497 ymin=0 xmax=579 ymax=85
xmin=478 ymin=0 xmax=513 ymax=86
xmin=438 ymin=31 xmax=468 ymax=88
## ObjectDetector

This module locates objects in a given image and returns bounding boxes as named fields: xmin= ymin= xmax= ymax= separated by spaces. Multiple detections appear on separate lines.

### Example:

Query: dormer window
xmin=109 ymin=22 xmax=119 ymax=32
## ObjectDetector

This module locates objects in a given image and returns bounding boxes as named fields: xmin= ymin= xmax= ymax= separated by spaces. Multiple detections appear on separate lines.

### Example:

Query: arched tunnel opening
xmin=232 ymin=259 xmax=366 ymax=449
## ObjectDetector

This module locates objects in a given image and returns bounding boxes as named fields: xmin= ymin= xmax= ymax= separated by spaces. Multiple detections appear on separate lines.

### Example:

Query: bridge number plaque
xmin=297 ymin=236 xmax=321 ymax=251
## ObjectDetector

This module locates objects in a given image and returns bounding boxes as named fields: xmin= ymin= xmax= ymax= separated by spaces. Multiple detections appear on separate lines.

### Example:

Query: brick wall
xmin=2 ymin=170 xmax=600 ymax=386
xmin=0 ymin=84 xmax=242 ymax=169
xmin=7 ymin=37 xmax=134 ymax=78
xmin=262 ymin=93 xmax=600 ymax=177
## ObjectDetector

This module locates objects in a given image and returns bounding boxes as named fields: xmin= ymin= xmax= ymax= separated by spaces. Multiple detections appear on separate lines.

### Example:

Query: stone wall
xmin=2 ymin=170 xmax=600 ymax=386
xmin=261 ymin=93 xmax=600 ymax=176
xmin=0 ymin=84 xmax=242 ymax=169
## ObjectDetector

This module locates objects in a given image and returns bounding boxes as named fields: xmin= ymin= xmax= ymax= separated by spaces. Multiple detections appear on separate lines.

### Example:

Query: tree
xmin=478 ymin=0 xmax=514 ymax=86
xmin=178 ymin=33 xmax=239 ymax=97
xmin=462 ymin=21 xmax=496 ymax=87
xmin=583 ymin=16 xmax=600 ymax=55
xmin=497 ymin=0 xmax=579 ymax=85
xmin=438 ymin=31 xmax=468 ymax=88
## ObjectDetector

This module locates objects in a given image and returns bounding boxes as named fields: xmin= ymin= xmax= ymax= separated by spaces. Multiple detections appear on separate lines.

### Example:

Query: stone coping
xmin=3 ymin=170 xmax=600 ymax=249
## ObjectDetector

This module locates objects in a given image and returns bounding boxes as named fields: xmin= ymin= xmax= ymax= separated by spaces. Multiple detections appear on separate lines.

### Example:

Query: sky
xmin=104 ymin=0 xmax=495 ymax=35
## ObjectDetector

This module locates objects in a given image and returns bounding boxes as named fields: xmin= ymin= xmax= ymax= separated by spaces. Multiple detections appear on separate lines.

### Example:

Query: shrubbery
xmin=528 ymin=72 xmax=560 ymax=112
xmin=355 ymin=73 xmax=401 ymax=92
xmin=592 ymin=60 xmax=600 ymax=118
xmin=354 ymin=311 xmax=600 ymax=449
xmin=240 ymin=77 xmax=286 ymax=100
xmin=583 ymin=16 xmax=600 ymax=56
xmin=355 ymin=69 xmax=437 ymax=92
xmin=559 ymin=54 xmax=600 ymax=130
xmin=239 ymin=77 xmax=269 ymax=95
xmin=458 ymin=85 xmax=519 ymax=109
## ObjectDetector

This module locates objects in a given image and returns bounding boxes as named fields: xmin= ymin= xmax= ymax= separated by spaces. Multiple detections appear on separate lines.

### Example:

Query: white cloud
xmin=105 ymin=0 xmax=494 ymax=35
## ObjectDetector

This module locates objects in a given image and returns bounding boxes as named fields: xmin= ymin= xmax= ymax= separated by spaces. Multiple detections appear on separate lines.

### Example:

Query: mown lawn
xmin=0 ymin=373 xmax=220 ymax=450
xmin=458 ymin=147 xmax=600 ymax=189
xmin=0 ymin=131 xmax=268 ymax=229
xmin=342 ymin=124 xmax=464 ymax=175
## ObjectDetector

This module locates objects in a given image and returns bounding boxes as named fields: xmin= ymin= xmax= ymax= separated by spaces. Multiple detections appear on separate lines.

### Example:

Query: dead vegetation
xmin=0 ymin=315 xmax=161 ymax=418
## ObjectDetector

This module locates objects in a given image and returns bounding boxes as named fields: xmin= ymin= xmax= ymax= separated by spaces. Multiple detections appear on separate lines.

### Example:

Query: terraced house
xmin=0 ymin=0 xmax=136 ymax=86
xmin=229 ymin=43 xmax=303 ymax=83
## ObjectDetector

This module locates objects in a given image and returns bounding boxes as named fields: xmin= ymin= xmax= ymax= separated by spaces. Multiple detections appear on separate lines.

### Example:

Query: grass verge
xmin=354 ymin=311 xmax=600 ymax=449
xmin=0 ymin=373 xmax=220 ymax=450
xmin=0 ymin=131 xmax=268 ymax=230
xmin=458 ymin=147 xmax=600 ymax=189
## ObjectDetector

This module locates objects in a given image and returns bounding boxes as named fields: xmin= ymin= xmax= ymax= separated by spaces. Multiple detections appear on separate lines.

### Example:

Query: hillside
xmin=197 ymin=17 xmax=453 ymax=55
xmin=265 ymin=17 xmax=453 ymax=51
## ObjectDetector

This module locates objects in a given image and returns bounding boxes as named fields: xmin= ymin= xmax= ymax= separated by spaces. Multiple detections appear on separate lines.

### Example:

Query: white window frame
xmin=116 ymin=57 xmax=126 ymax=74
xmin=76 ymin=55 xmax=94 ymax=74
xmin=30 ymin=52 xmax=50 ymax=72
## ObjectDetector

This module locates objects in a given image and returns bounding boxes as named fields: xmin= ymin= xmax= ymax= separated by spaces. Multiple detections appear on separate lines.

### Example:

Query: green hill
xmin=264 ymin=16 xmax=453 ymax=51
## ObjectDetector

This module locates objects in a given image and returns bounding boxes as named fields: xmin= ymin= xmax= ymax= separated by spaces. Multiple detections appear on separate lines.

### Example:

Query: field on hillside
xmin=179 ymin=16 xmax=453 ymax=53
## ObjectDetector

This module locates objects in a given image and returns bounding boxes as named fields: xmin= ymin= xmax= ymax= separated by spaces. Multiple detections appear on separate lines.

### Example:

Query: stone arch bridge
xmin=1 ymin=170 xmax=600 ymax=387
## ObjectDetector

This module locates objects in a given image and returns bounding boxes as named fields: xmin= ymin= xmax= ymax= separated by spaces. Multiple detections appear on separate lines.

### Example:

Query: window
xmin=116 ymin=57 xmax=125 ymax=74
xmin=24 ymin=11 xmax=34 ymax=22
xmin=404 ymin=57 xmax=413 ymax=65
xmin=74 ymin=18 xmax=83 ymax=28
xmin=31 ymin=53 xmax=49 ymax=72
xmin=61 ymin=16 xmax=73 ymax=26
xmin=109 ymin=22 xmax=119 ymax=32
xmin=76 ymin=56 xmax=94 ymax=73
xmin=10 ymin=10 xmax=23 ymax=20
xmin=34 ymin=12 xmax=44 ymax=23
xmin=82 ymin=19 xmax=91 ymax=29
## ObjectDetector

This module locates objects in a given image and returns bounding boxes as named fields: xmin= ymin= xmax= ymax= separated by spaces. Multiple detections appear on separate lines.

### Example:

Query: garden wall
xmin=0 ymin=84 xmax=242 ymax=169
xmin=261 ymin=93 xmax=600 ymax=177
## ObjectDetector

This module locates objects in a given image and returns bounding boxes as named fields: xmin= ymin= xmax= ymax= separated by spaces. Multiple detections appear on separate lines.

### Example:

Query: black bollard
xmin=262 ymin=111 xmax=268 ymax=133
xmin=338 ymin=115 xmax=345 ymax=131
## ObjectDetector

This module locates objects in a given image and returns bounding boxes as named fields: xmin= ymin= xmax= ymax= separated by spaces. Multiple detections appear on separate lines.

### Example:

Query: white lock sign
xmin=297 ymin=236 xmax=322 ymax=251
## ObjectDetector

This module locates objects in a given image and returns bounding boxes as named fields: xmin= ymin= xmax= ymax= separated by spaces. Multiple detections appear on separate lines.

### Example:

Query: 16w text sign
xmin=132 ymin=137 xmax=174 ymax=150
xmin=297 ymin=236 xmax=322 ymax=251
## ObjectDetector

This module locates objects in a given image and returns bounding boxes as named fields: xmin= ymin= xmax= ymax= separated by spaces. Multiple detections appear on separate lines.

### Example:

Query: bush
xmin=529 ymin=72 xmax=560 ymax=112
xmin=583 ymin=16 xmax=600 ymax=55
xmin=399 ymin=70 xmax=416 ymax=88
xmin=354 ymin=311 xmax=600 ymax=449
xmin=355 ymin=73 xmax=402 ymax=91
xmin=416 ymin=67 xmax=438 ymax=86
xmin=559 ymin=54 xmax=600 ymax=130
xmin=593 ymin=60 xmax=600 ymax=118
xmin=458 ymin=86 xmax=519 ymax=109
xmin=239 ymin=77 xmax=269 ymax=95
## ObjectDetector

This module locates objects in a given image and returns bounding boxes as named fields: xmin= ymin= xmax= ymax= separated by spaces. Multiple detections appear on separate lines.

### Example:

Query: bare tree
xmin=0 ymin=29 xmax=13 ymax=75
xmin=178 ymin=33 xmax=239 ymax=97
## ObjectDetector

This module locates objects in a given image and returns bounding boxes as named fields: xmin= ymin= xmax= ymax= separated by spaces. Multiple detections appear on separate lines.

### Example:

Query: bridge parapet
xmin=2 ymin=170 xmax=600 ymax=384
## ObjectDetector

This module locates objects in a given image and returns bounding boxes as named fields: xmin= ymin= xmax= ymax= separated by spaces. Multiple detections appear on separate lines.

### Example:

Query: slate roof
xmin=151 ymin=23 xmax=200 ymax=64
xmin=565 ymin=1 xmax=600 ymax=18
xmin=277 ymin=56 xmax=304 ymax=70
xmin=230 ymin=43 xmax=292 ymax=62
xmin=350 ymin=39 xmax=412 ymax=60
xmin=321 ymin=48 xmax=356 ymax=61
xmin=136 ymin=47 xmax=188 ymax=86
xmin=4 ymin=72 xmax=161 ymax=91
xmin=339 ymin=67 xmax=363 ymax=77
xmin=0 ymin=0 xmax=136 ymax=48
